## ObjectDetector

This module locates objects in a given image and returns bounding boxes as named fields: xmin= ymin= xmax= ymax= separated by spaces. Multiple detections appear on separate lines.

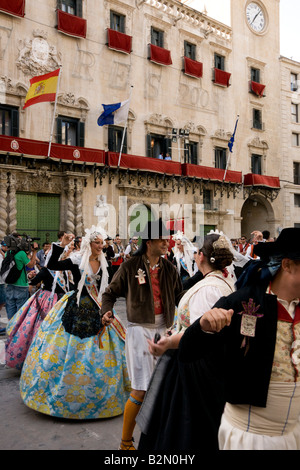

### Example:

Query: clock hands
xmin=251 ymin=10 xmax=260 ymax=25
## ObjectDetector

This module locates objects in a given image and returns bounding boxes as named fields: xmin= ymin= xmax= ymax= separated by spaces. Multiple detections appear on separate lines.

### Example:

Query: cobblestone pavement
xmin=0 ymin=298 xmax=142 ymax=451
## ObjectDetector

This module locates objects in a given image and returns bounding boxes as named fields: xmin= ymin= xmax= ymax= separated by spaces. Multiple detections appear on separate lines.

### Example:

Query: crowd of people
xmin=0 ymin=221 xmax=300 ymax=451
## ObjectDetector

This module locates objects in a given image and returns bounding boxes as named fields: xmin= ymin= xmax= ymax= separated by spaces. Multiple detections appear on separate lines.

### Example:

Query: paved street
xmin=0 ymin=298 xmax=141 ymax=451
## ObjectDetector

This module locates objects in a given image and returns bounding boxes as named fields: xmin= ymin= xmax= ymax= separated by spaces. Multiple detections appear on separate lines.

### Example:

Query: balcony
xmin=57 ymin=9 xmax=87 ymax=39
xmin=212 ymin=68 xmax=231 ymax=87
xmin=0 ymin=135 xmax=105 ymax=165
xmin=0 ymin=0 xmax=25 ymax=17
xmin=243 ymin=173 xmax=280 ymax=201
xmin=149 ymin=44 xmax=172 ymax=66
xmin=107 ymin=29 xmax=132 ymax=55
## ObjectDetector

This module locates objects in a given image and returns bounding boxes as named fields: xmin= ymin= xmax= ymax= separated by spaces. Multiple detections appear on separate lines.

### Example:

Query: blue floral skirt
xmin=20 ymin=291 xmax=131 ymax=419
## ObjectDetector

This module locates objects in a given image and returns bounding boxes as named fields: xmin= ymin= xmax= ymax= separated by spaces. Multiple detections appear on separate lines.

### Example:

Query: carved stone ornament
xmin=16 ymin=30 xmax=62 ymax=76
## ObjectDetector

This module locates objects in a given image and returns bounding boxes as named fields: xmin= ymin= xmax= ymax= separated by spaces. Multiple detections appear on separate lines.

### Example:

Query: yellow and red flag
xmin=23 ymin=68 xmax=60 ymax=109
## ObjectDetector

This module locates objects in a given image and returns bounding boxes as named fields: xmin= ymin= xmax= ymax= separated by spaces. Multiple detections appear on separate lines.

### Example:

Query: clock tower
xmin=229 ymin=0 xmax=282 ymax=235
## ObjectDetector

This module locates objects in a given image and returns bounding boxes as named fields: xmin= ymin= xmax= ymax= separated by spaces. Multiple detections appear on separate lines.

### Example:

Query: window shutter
xmin=108 ymin=126 xmax=114 ymax=151
xmin=11 ymin=108 xmax=19 ymax=137
xmin=146 ymin=134 xmax=152 ymax=158
xmin=164 ymin=137 xmax=171 ymax=158
xmin=76 ymin=0 xmax=82 ymax=17
xmin=78 ymin=121 xmax=85 ymax=147
xmin=57 ymin=117 xmax=62 ymax=144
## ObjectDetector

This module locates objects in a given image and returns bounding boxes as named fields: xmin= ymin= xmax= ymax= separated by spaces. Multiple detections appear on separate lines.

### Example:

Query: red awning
xmin=184 ymin=57 xmax=203 ymax=79
xmin=0 ymin=135 xmax=105 ymax=164
xmin=250 ymin=81 xmax=266 ymax=97
xmin=57 ymin=9 xmax=87 ymax=39
xmin=106 ymin=152 xmax=181 ymax=175
xmin=149 ymin=44 xmax=172 ymax=66
xmin=214 ymin=68 xmax=231 ymax=87
xmin=107 ymin=29 xmax=132 ymax=54
xmin=243 ymin=173 xmax=280 ymax=188
xmin=182 ymin=163 xmax=242 ymax=184
xmin=0 ymin=0 xmax=25 ymax=17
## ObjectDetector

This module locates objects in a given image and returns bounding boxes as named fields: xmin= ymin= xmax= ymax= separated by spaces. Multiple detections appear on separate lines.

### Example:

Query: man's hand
xmin=200 ymin=308 xmax=234 ymax=333
xmin=101 ymin=311 xmax=114 ymax=326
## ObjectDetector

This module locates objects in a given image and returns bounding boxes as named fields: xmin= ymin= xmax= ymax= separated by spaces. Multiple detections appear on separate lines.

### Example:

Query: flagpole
xmin=117 ymin=85 xmax=133 ymax=168
xmin=223 ymin=114 xmax=239 ymax=182
xmin=47 ymin=68 xmax=62 ymax=158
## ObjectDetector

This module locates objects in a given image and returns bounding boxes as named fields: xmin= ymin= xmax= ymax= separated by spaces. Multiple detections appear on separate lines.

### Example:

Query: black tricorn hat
xmin=135 ymin=218 xmax=170 ymax=240
xmin=254 ymin=228 xmax=300 ymax=260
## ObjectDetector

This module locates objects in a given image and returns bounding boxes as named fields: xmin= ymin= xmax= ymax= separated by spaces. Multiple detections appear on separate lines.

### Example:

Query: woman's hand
xmin=61 ymin=233 xmax=74 ymax=248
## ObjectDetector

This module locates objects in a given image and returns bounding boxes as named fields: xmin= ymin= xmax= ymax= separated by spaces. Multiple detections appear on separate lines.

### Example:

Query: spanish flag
xmin=23 ymin=68 xmax=60 ymax=109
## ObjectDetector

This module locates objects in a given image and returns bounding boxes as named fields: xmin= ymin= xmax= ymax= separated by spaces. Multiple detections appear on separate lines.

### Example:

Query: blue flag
xmin=97 ymin=99 xmax=130 ymax=126
xmin=228 ymin=116 xmax=239 ymax=153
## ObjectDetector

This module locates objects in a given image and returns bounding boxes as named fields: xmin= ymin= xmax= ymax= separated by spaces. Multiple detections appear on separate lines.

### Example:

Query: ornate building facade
xmin=0 ymin=0 xmax=283 ymax=241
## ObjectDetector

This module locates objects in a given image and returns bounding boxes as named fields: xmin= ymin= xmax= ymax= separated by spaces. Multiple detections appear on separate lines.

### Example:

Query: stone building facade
xmin=0 ymin=0 xmax=283 ymax=242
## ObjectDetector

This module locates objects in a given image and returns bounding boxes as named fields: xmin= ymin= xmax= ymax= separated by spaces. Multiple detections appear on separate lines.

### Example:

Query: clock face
xmin=246 ymin=2 xmax=266 ymax=32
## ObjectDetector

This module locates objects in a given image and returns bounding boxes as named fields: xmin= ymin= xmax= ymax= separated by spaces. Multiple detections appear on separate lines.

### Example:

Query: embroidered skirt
xmin=19 ymin=291 xmax=131 ymax=419
xmin=5 ymin=289 xmax=59 ymax=370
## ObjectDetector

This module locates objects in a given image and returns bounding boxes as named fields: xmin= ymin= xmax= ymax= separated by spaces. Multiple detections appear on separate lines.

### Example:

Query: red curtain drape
xmin=106 ymin=152 xmax=181 ymax=175
xmin=0 ymin=0 xmax=25 ymax=17
xmin=214 ymin=68 xmax=231 ymax=87
xmin=243 ymin=173 xmax=280 ymax=188
xmin=251 ymin=81 xmax=266 ymax=97
xmin=184 ymin=57 xmax=203 ymax=78
xmin=0 ymin=135 xmax=105 ymax=164
xmin=149 ymin=44 xmax=172 ymax=66
xmin=182 ymin=163 xmax=242 ymax=183
xmin=107 ymin=29 xmax=132 ymax=54
xmin=57 ymin=9 xmax=87 ymax=39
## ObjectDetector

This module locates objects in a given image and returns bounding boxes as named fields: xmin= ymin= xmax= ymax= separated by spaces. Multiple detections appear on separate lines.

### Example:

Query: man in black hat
xmin=101 ymin=218 xmax=183 ymax=450
xmin=178 ymin=227 xmax=300 ymax=450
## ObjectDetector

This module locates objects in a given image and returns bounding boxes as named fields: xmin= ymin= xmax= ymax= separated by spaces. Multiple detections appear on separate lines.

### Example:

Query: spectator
xmin=5 ymin=237 xmax=39 ymax=320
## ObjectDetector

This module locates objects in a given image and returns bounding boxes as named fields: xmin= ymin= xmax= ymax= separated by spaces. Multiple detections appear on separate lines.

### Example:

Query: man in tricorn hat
xmin=101 ymin=218 xmax=183 ymax=450
xmin=177 ymin=227 xmax=300 ymax=450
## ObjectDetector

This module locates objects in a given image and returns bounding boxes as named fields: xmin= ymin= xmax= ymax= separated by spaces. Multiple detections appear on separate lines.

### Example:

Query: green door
xmin=129 ymin=204 xmax=154 ymax=238
xmin=16 ymin=193 xmax=60 ymax=243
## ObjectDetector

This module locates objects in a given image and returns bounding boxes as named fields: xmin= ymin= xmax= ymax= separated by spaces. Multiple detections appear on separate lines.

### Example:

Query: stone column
xmin=7 ymin=173 xmax=17 ymax=234
xmin=75 ymin=179 xmax=84 ymax=236
xmin=0 ymin=171 xmax=8 ymax=239
xmin=64 ymin=178 xmax=75 ymax=234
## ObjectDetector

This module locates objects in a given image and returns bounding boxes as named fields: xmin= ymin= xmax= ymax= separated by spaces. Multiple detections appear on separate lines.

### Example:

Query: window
xmin=184 ymin=41 xmax=196 ymax=60
xmin=251 ymin=67 xmax=260 ymax=83
xmin=203 ymin=190 xmax=212 ymax=210
xmin=291 ymin=73 xmax=298 ymax=92
xmin=184 ymin=141 xmax=198 ymax=164
xmin=146 ymin=134 xmax=171 ymax=159
xmin=57 ymin=116 xmax=84 ymax=146
xmin=151 ymin=27 xmax=164 ymax=48
xmin=292 ymin=133 xmax=300 ymax=146
xmin=292 ymin=103 xmax=299 ymax=123
xmin=0 ymin=105 xmax=19 ymax=137
xmin=215 ymin=147 xmax=227 ymax=169
xmin=253 ymin=109 xmax=263 ymax=130
xmin=294 ymin=194 xmax=300 ymax=207
xmin=294 ymin=162 xmax=300 ymax=185
xmin=108 ymin=125 xmax=127 ymax=153
xmin=251 ymin=154 xmax=262 ymax=174
xmin=110 ymin=11 xmax=125 ymax=33
xmin=59 ymin=0 xmax=82 ymax=16
xmin=214 ymin=53 xmax=225 ymax=71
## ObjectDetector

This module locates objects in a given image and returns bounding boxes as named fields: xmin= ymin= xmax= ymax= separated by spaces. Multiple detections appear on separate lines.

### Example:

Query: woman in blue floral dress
xmin=20 ymin=227 xmax=130 ymax=419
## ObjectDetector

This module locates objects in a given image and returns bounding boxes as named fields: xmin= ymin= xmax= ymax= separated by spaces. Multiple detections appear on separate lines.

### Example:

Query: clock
xmin=246 ymin=2 xmax=266 ymax=33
